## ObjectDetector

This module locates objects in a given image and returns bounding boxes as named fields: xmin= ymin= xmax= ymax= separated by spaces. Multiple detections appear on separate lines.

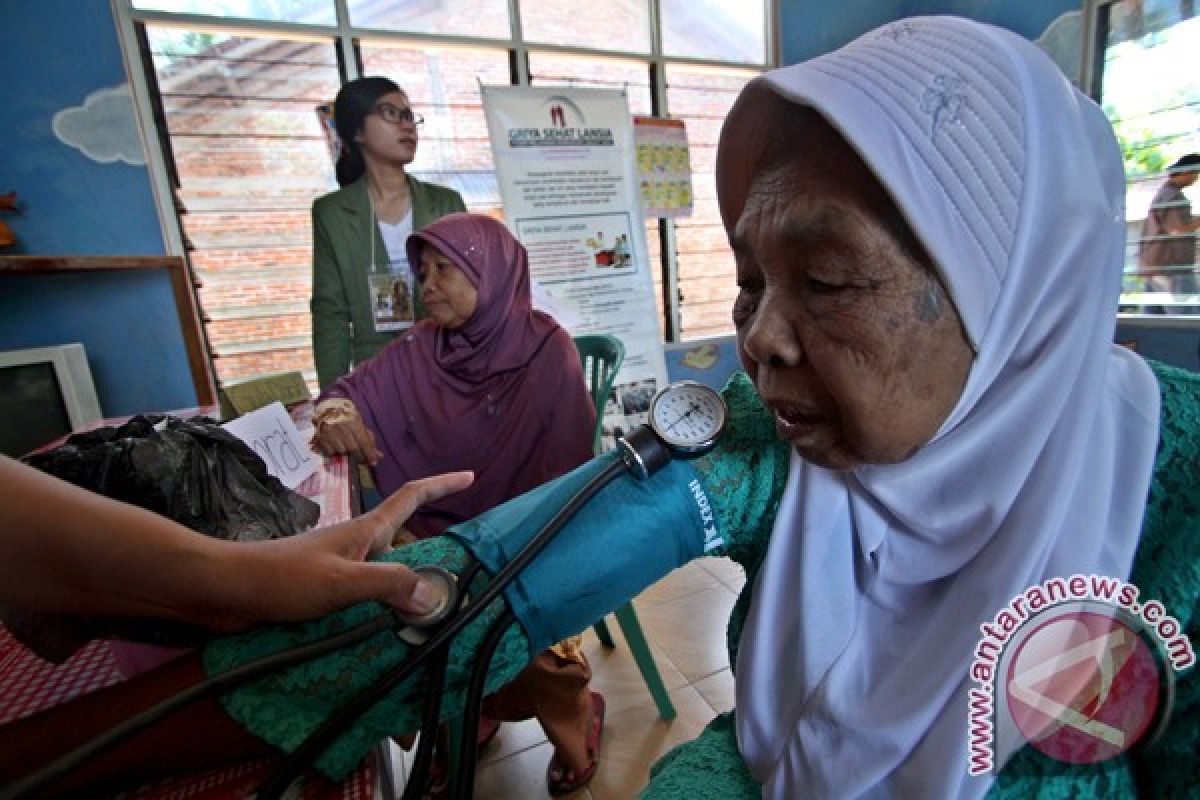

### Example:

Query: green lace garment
xmin=203 ymin=372 xmax=788 ymax=780
xmin=641 ymin=359 xmax=1199 ymax=799
xmin=205 ymin=363 xmax=1195 ymax=793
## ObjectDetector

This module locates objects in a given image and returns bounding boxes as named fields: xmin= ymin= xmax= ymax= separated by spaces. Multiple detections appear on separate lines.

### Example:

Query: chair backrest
xmin=573 ymin=334 xmax=625 ymax=454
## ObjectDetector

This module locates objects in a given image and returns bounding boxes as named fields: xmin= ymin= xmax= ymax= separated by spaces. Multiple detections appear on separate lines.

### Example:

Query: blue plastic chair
xmin=573 ymin=334 xmax=677 ymax=721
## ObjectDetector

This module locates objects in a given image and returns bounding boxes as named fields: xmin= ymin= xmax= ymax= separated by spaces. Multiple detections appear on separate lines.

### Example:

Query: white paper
xmin=221 ymin=401 xmax=319 ymax=490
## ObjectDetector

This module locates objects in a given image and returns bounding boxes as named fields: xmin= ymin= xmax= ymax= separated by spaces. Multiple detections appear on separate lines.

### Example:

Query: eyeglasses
xmin=371 ymin=102 xmax=424 ymax=127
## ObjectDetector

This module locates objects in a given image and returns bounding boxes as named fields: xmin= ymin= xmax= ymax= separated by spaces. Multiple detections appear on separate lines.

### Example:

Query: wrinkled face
xmin=355 ymin=91 xmax=418 ymax=166
xmin=419 ymin=244 xmax=477 ymax=329
xmin=727 ymin=113 xmax=973 ymax=470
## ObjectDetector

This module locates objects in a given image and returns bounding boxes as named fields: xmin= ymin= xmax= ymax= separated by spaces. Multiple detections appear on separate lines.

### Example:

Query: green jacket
xmin=310 ymin=175 xmax=465 ymax=389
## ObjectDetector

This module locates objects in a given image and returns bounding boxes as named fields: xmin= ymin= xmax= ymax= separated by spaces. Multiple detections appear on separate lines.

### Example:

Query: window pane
xmin=361 ymin=43 xmax=510 ymax=214
xmin=521 ymin=0 xmax=650 ymax=53
xmin=1104 ymin=0 xmax=1196 ymax=43
xmin=1097 ymin=3 xmax=1200 ymax=314
xmin=528 ymin=52 xmax=653 ymax=115
xmin=347 ymin=0 xmax=509 ymax=39
xmin=666 ymin=63 xmax=759 ymax=339
xmin=660 ymin=0 xmax=765 ymax=64
xmin=134 ymin=0 xmax=335 ymax=26
xmin=147 ymin=26 xmax=342 ymax=386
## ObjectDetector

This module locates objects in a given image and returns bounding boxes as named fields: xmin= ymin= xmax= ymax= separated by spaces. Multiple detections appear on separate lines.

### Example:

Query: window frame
xmin=1082 ymin=0 xmax=1200 ymax=317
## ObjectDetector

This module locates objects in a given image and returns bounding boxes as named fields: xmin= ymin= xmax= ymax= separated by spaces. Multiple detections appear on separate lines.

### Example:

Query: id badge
xmin=370 ymin=267 xmax=415 ymax=333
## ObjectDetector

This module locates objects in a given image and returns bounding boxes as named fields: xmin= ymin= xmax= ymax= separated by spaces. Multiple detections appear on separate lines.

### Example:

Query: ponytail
xmin=335 ymin=146 xmax=366 ymax=186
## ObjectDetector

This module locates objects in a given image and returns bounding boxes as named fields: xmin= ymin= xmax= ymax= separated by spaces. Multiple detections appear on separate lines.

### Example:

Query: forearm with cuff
xmin=203 ymin=373 xmax=788 ymax=780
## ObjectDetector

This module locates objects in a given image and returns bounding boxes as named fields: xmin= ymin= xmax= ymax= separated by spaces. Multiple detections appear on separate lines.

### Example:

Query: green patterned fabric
xmin=203 ymin=373 xmax=785 ymax=780
xmin=642 ymin=360 xmax=1199 ymax=799
xmin=205 ymin=364 xmax=1195 ymax=791
xmin=203 ymin=536 xmax=529 ymax=779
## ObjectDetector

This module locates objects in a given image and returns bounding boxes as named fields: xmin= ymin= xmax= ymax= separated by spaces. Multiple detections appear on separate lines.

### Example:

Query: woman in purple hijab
xmin=312 ymin=212 xmax=604 ymax=796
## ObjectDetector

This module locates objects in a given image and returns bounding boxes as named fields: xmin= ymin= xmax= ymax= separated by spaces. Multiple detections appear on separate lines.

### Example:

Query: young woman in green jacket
xmin=310 ymin=77 xmax=465 ymax=390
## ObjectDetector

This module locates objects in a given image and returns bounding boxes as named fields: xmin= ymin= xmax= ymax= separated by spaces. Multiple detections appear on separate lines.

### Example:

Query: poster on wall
xmin=482 ymin=86 xmax=669 ymax=449
xmin=633 ymin=116 xmax=694 ymax=218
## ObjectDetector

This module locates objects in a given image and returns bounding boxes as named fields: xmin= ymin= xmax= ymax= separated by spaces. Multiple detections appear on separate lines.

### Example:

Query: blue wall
xmin=779 ymin=0 xmax=908 ymax=64
xmin=1115 ymin=321 xmax=1200 ymax=373
xmin=2 ymin=1 xmax=199 ymax=417
xmin=0 ymin=271 xmax=199 ymax=416
xmin=1 ymin=1 xmax=164 ymax=256
xmin=665 ymin=336 xmax=742 ymax=390
xmin=780 ymin=0 xmax=1079 ymax=63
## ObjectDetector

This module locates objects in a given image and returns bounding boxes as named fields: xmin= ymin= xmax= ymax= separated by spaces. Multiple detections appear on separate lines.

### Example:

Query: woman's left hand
xmin=311 ymin=401 xmax=383 ymax=465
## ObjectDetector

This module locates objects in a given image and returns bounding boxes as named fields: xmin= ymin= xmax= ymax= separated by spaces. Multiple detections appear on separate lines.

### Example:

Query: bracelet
xmin=313 ymin=398 xmax=359 ymax=433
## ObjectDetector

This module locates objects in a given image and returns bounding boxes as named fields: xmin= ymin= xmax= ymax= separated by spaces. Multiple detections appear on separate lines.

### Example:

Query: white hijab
xmin=729 ymin=17 xmax=1160 ymax=799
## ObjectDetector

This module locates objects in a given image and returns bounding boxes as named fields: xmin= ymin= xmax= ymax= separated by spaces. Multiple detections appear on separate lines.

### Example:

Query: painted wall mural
xmin=52 ymin=84 xmax=147 ymax=166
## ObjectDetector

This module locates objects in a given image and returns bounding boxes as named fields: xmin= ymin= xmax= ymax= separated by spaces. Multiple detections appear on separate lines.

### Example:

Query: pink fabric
xmin=321 ymin=213 xmax=595 ymax=537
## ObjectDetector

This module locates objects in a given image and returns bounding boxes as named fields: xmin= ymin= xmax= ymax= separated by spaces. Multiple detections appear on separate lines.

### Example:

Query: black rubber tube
xmin=258 ymin=456 xmax=627 ymax=798
xmin=399 ymin=644 xmax=451 ymax=800
xmin=449 ymin=609 xmax=516 ymax=800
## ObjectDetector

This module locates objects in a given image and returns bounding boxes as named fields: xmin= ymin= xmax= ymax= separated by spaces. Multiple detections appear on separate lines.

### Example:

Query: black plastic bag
xmin=8 ymin=414 xmax=321 ymax=661
xmin=24 ymin=414 xmax=319 ymax=542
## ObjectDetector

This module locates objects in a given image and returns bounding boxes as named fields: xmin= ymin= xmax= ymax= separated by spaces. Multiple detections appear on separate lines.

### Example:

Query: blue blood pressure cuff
xmin=445 ymin=452 xmax=722 ymax=655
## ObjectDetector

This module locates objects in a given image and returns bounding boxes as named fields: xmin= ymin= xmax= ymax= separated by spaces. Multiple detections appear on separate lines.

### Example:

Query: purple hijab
xmin=320 ymin=213 xmax=596 ymax=537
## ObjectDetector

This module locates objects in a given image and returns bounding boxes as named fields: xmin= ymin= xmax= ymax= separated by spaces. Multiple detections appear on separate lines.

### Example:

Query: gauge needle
xmin=665 ymin=402 xmax=702 ymax=433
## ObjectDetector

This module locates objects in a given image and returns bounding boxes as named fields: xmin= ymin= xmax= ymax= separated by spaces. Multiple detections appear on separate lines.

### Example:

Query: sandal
xmin=546 ymin=692 xmax=605 ymax=796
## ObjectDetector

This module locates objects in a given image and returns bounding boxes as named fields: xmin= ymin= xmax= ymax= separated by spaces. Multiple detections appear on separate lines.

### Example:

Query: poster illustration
xmin=633 ymin=116 xmax=694 ymax=218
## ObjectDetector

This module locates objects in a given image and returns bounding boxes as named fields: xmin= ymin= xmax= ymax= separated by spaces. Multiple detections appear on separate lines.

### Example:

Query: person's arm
xmin=1161 ymin=213 xmax=1200 ymax=235
xmin=1153 ymin=199 xmax=1200 ymax=236
xmin=310 ymin=397 xmax=383 ymax=466
xmin=311 ymin=341 xmax=404 ymax=466
xmin=0 ymin=455 xmax=472 ymax=631
xmin=0 ymin=375 xmax=790 ymax=792
xmin=311 ymin=203 xmax=354 ymax=391
xmin=1170 ymin=218 xmax=1200 ymax=234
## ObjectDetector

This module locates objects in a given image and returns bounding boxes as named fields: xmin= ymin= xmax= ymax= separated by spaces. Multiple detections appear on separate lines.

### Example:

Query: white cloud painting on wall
xmin=52 ymin=84 xmax=146 ymax=166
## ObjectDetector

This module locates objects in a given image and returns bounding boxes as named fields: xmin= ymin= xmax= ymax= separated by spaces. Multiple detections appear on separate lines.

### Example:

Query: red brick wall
xmin=151 ymin=30 xmax=341 ymax=387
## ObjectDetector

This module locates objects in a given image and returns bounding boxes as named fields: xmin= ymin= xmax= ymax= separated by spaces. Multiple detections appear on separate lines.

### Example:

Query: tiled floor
xmin=390 ymin=557 xmax=745 ymax=799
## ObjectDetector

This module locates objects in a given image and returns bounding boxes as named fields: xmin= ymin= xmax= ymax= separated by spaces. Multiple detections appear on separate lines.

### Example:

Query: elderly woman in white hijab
xmin=640 ymin=15 xmax=1198 ymax=800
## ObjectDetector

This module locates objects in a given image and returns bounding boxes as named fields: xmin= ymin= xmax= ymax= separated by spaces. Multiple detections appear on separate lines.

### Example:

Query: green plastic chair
xmin=573 ymin=334 xmax=677 ymax=721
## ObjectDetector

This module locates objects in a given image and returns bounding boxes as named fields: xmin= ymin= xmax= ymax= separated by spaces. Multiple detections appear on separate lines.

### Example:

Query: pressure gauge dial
xmin=648 ymin=380 xmax=727 ymax=456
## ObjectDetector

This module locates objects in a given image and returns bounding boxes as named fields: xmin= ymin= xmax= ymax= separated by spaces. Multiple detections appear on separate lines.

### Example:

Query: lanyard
xmin=369 ymin=194 xmax=378 ymax=273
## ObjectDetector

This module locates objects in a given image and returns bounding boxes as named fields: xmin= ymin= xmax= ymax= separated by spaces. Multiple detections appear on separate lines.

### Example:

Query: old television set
xmin=0 ymin=343 xmax=102 ymax=457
